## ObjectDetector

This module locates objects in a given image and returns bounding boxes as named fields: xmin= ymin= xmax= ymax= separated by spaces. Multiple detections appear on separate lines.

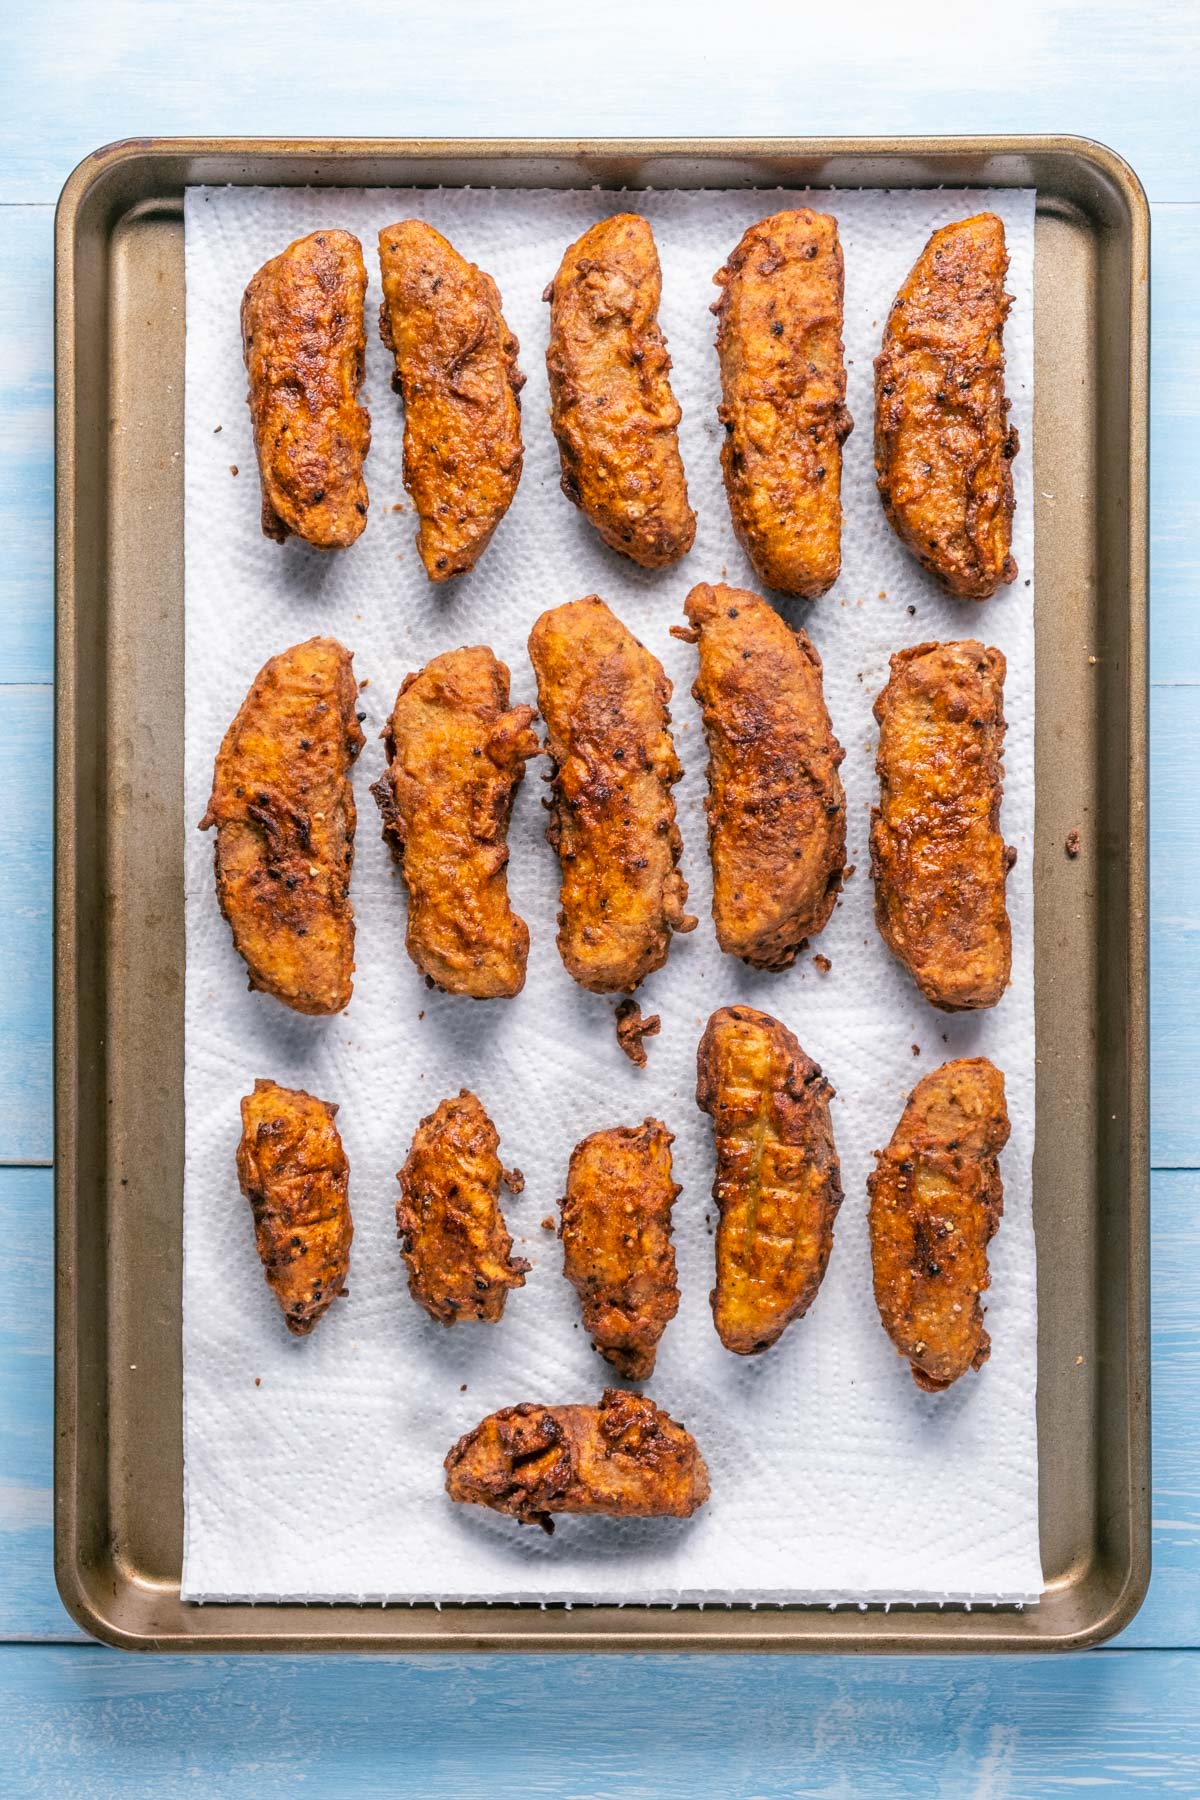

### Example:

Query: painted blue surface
xmin=1 ymin=0 xmax=1198 ymax=1790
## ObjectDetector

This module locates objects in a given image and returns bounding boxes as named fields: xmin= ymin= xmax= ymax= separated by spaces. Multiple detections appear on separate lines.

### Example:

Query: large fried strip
xmin=237 ymin=1079 xmax=353 ymax=1336
xmin=871 ymin=639 xmax=1013 ymax=1011
xmin=199 ymin=637 xmax=364 ymax=1015
xmin=396 ymin=1090 xmax=528 ymax=1325
xmin=560 ymin=1120 xmax=680 ymax=1381
xmin=371 ymin=646 xmax=539 ymax=999
xmin=874 ymin=213 xmax=1018 ymax=599
xmin=378 ymin=221 xmax=524 ymax=581
xmin=528 ymin=596 xmax=695 ymax=993
xmin=868 ymin=1058 xmax=1009 ymax=1391
xmin=696 ymin=1006 xmax=842 ymax=1356
xmin=713 ymin=209 xmax=852 ymax=597
xmin=241 ymin=230 xmax=370 ymax=548
xmin=444 ymin=1388 xmax=709 ymax=1530
xmin=545 ymin=214 xmax=695 ymax=568
xmin=679 ymin=581 xmax=846 ymax=967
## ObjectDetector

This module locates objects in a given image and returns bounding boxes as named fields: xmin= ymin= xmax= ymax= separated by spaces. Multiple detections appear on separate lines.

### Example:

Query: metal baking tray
xmin=54 ymin=136 xmax=1148 ymax=1653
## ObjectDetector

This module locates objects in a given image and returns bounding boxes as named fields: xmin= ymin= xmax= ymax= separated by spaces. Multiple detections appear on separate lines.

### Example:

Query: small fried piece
xmin=871 ymin=640 xmax=1013 ymax=1011
xmin=528 ymin=596 xmax=696 ymax=993
xmin=199 ymin=637 xmax=364 ymax=1015
xmin=868 ymin=1058 xmax=1009 ymax=1391
xmin=396 ymin=1090 xmax=528 ymax=1325
xmin=697 ymin=1006 xmax=842 ymax=1355
xmin=444 ymin=1388 xmax=709 ymax=1530
xmin=241 ymin=230 xmax=370 ymax=548
xmin=378 ymin=221 xmax=524 ymax=581
xmin=560 ymin=1120 xmax=680 ymax=1381
xmin=875 ymin=213 xmax=1019 ymax=599
xmin=236 ymin=1079 xmax=353 ymax=1336
xmin=545 ymin=214 xmax=695 ymax=568
xmin=713 ymin=209 xmax=852 ymax=597
xmin=614 ymin=999 xmax=660 ymax=1068
xmin=371 ymin=646 xmax=539 ymax=999
xmin=679 ymin=581 xmax=846 ymax=967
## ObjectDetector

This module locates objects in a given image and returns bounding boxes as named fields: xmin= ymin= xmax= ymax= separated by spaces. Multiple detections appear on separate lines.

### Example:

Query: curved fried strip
xmin=378 ymin=221 xmax=524 ymax=581
xmin=868 ymin=1057 xmax=1009 ymax=1391
xmin=241 ymin=230 xmax=370 ymax=548
xmin=545 ymin=213 xmax=695 ymax=568
xmin=696 ymin=1005 xmax=842 ymax=1356
xmin=444 ymin=1388 xmax=709 ymax=1531
xmin=237 ymin=1079 xmax=353 ymax=1336
xmin=871 ymin=639 xmax=1013 ymax=1012
xmin=874 ymin=213 xmax=1018 ymax=599
xmin=199 ymin=637 xmax=364 ymax=1015
xmin=529 ymin=596 xmax=695 ymax=993
xmin=371 ymin=646 xmax=539 ymax=999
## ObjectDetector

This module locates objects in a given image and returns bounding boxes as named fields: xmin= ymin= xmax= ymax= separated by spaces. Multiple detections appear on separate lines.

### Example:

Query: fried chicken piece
xmin=378 ymin=221 xmax=524 ymax=581
xmin=713 ymin=210 xmax=852 ymax=597
xmin=696 ymin=1006 xmax=842 ymax=1355
xmin=560 ymin=1120 xmax=680 ymax=1381
xmin=545 ymin=214 xmax=695 ymax=568
xmin=868 ymin=1058 xmax=1009 ymax=1391
xmin=396 ymin=1090 xmax=528 ymax=1325
xmin=371 ymin=647 xmax=539 ymax=999
xmin=614 ymin=999 xmax=660 ymax=1068
xmin=678 ymin=581 xmax=846 ymax=967
xmin=528 ymin=596 xmax=696 ymax=993
xmin=444 ymin=1388 xmax=709 ymax=1530
xmin=241 ymin=230 xmax=370 ymax=548
xmin=871 ymin=640 xmax=1013 ymax=1011
xmin=236 ymin=1079 xmax=353 ymax=1336
xmin=199 ymin=637 xmax=364 ymax=1015
xmin=875 ymin=214 xmax=1019 ymax=599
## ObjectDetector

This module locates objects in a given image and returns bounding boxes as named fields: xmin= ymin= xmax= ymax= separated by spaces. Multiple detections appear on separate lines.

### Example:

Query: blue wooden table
xmin=3 ymin=2 xmax=1198 ymax=1789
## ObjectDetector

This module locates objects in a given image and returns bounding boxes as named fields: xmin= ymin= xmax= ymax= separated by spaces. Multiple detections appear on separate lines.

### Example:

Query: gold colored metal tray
xmin=54 ymin=137 xmax=1149 ymax=1653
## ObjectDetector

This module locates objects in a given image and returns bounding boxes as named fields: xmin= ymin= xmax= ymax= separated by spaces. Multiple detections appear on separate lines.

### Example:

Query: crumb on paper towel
xmin=1065 ymin=829 xmax=1081 ymax=859
xmin=812 ymin=954 xmax=832 ymax=974
xmin=615 ymin=998 xmax=661 ymax=1067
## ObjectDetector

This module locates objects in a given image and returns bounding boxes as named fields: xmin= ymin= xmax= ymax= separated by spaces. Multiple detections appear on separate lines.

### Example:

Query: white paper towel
xmin=181 ymin=183 xmax=1040 ymax=1605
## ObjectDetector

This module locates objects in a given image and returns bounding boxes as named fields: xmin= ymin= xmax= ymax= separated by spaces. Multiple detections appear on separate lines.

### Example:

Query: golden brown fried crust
xmin=679 ymin=582 xmax=846 ymax=967
xmin=241 ymin=231 xmax=370 ymax=549
xmin=444 ymin=1388 xmax=709 ymax=1530
xmin=378 ymin=221 xmax=524 ymax=581
xmin=713 ymin=210 xmax=852 ymax=598
xmin=868 ymin=1058 xmax=1009 ymax=1391
xmin=560 ymin=1120 xmax=680 ymax=1382
xmin=871 ymin=639 xmax=1013 ymax=1012
xmin=696 ymin=1006 xmax=842 ymax=1356
xmin=545 ymin=214 xmax=695 ymax=568
xmin=396 ymin=1090 xmax=528 ymax=1325
xmin=528 ymin=596 xmax=696 ymax=993
xmin=874 ymin=213 xmax=1018 ymax=599
xmin=237 ymin=1079 xmax=353 ymax=1336
xmin=199 ymin=637 xmax=364 ymax=1015
xmin=614 ymin=998 xmax=661 ymax=1068
xmin=371 ymin=647 xmax=539 ymax=999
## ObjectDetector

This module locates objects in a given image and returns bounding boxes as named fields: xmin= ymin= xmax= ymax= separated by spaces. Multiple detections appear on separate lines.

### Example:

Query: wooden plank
xmin=1149 ymin=206 xmax=1200 ymax=686
xmin=0 ymin=688 xmax=51 ymax=1164
xmin=1150 ymin=686 xmax=1200 ymax=1168
xmin=0 ymin=207 xmax=53 ymax=685
xmin=1 ymin=0 xmax=1198 ymax=204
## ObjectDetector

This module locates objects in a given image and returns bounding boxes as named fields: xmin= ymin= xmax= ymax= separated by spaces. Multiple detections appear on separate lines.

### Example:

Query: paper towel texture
xmin=182 ymin=183 xmax=1040 ymax=1604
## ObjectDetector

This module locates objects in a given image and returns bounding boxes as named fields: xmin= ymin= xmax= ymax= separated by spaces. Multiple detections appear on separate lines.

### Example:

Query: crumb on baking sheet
xmin=615 ymin=998 xmax=661 ymax=1068
xmin=1065 ymin=828 xmax=1081 ymax=859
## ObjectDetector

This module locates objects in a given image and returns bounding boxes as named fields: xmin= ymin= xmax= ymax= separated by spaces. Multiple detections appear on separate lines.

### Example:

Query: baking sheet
xmin=180 ymin=182 xmax=1040 ymax=1606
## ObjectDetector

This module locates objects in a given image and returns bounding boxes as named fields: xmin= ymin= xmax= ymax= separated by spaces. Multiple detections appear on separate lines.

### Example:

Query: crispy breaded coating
xmin=528 ymin=596 xmax=696 ymax=993
xmin=545 ymin=214 xmax=695 ymax=568
xmin=241 ymin=230 xmax=370 ymax=548
xmin=378 ymin=220 xmax=524 ymax=581
xmin=199 ymin=637 xmax=364 ymax=1015
xmin=871 ymin=640 xmax=1013 ymax=1011
xmin=614 ymin=998 xmax=661 ymax=1068
xmin=875 ymin=214 xmax=1019 ymax=599
xmin=237 ymin=1079 xmax=353 ymax=1336
xmin=713 ymin=209 xmax=852 ymax=597
xmin=697 ymin=1006 xmax=842 ymax=1356
xmin=396 ymin=1090 xmax=528 ymax=1325
xmin=560 ymin=1120 xmax=680 ymax=1381
xmin=868 ymin=1058 xmax=1009 ymax=1391
xmin=678 ymin=581 xmax=846 ymax=967
xmin=444 ymin=1388 xmax=709 ymax=1530
xmin=371 ymin=646 xmax=539 ymax=999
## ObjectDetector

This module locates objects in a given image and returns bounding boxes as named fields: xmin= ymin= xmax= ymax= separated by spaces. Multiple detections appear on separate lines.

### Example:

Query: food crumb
xmin=911 ymin=1044 xmax=921 ymax=1057
xmin=1075 ymin=1356 xmax=1085 ymax=1366
xmin=615 ymin=998 xmax=661 ymax=1067
xmin=541 ymin=1216 xmax=556 ymax=1232
xmin=460 ymin=1383 xmax=467 ymax=1392
xmin=503 ymin=1166 xmax=525 ymax=1194
xmin=812 ymin=953 xmax=832 ymax=974
xmin=213 ymin=424 xmax=222 ymax=434
xmin=843 ymin=863 xmax=856 ymax=881
xmin=1065 ymin=828 xmax=1081 ymax=859
xmin=418 ymin=1010 xmax=425 ymax=1020
xmin=907 ymin=605 xmax=916 ymax=616
xmin=229 ymin=465 xmax=239 ymax=476
xmin=878 ymin=590 xmax=887 ymax=599
xmin=254 ymin=1377 xmax=261 ymax=1387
